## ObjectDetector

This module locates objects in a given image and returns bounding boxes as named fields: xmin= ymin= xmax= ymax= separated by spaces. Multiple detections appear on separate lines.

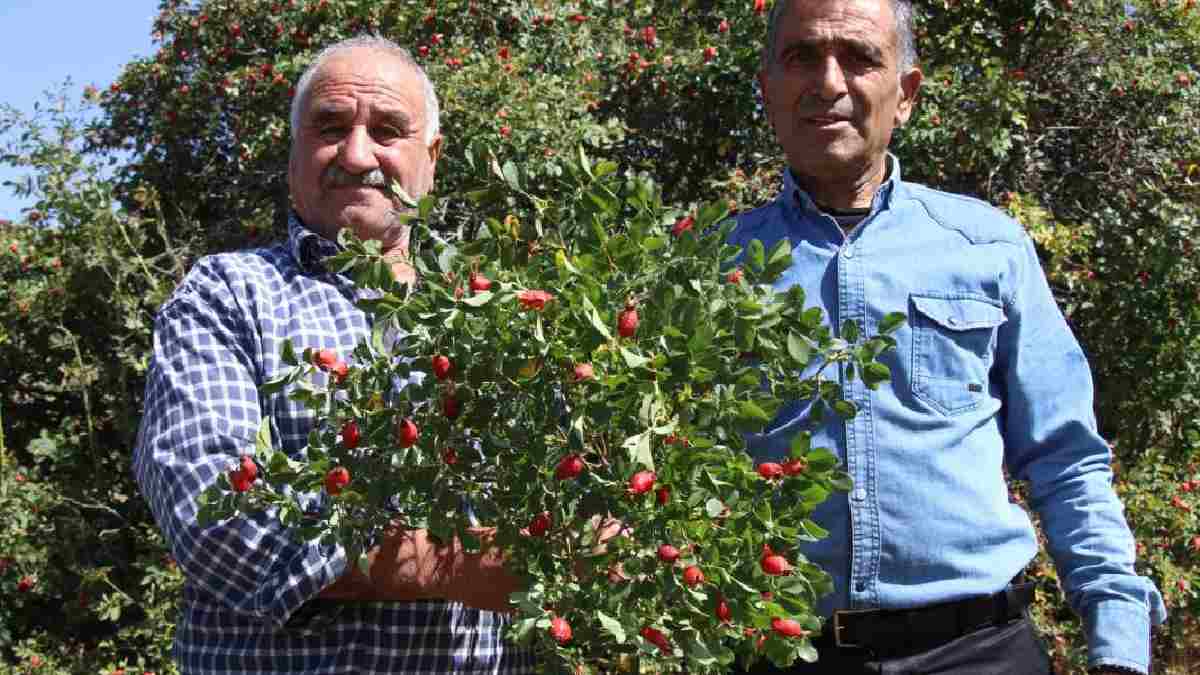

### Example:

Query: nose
xmin=337 ymin=125 xmax=378 ymax=175
xmin=812 ymin=55 xmax=848 ymax=101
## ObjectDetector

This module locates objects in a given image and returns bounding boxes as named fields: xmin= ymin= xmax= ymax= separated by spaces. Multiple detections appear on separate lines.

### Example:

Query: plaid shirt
xmin=133 ymin=214 xmax=538 ymax=674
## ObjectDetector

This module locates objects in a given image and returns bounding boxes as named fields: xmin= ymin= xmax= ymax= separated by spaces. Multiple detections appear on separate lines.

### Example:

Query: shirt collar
xmin=783 ymin=152 xmax=902 ymax=218
xmin=287 ymin=211 xmax=341 ymax=273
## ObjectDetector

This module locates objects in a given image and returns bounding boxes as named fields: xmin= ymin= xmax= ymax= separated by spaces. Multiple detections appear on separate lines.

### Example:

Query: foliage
xmin=0 ymin=0 xmax=1197 ymax=672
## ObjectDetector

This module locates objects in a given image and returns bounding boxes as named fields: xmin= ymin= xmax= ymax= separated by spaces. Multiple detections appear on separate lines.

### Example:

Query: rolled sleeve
xmin=997 ymin=235 xmax=1166 ymax=672
xmin=133 ymin=275 xmax=342 ymax=629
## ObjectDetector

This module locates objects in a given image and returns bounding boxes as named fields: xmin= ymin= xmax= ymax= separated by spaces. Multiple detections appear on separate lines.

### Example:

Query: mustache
xmin=324 ymin=166 xmax=388 ymax=189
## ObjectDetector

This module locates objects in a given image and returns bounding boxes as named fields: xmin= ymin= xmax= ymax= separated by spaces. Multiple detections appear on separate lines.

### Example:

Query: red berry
xmin=655 ymin=487 xmax=671 ymax=505
xmin=642 ymin=26 xmax=657 ymax=47
xmin=517 ymin=289 xmax=554 ymax=311
xmin=658 ymin=544 xmax=680 ymax=563
xmin=431 ymin=354 xmax=453 ymax=380
xmin=671 ymin=215 xmax=695 ymax=237
xmin=330 ymin=360 xmax=349 ymax=384
xmin=703 ymin=46 xmax=718 ymax=63
xmin=761 ymin=553 xmax=792 ymax=576
xmin=715 ymin=596 xmax=732 ymax=623
xmin=726 ymin=267 xmax=743 ymax=284
xmin=617 ymin=305 xmax=639 ymax=338
xmin=782 ymin=458 xmax=808 ymax=476
xmin=499 ymin=125 xmax=512 ymax=138
xmin=340 ymin=420 xmax=360 ymax=449
xmin=442 ymin=395 xmax=461 ymax=420
xmin=640 ymin=626 xmax=671 ymax=652
xmin=469 ymin=272 xmax=492 ymax=292
xmin=754 ymin=0 xmax=766 ymax=14
xmin=396 ymin=418 xmax=419 ymax=448
xmin=550 ymin=615 xmax=573 ymax=644
xmin=528 ymin=511 xmax=552 ymax=537
xmin=573 ymin=362 xmax=595 ymax=382
xmin=442 ymin=447 xmax=459 ymax=466
xmin=771 ymin=617 xmax=808 ymax=638
xmin=757 ymin=462 xmax=784 ymax=479
xmin=718 ymin=19 xmax=730 ymax=33
xmin=312 ymin=348 xmax=338 ymax=370
xmin=17 ymin=575 xmax=35 ymax=592
xmin=628 ymin=470 xmax=656 ymax=495
xmin=555 ymin=454 xmax=585 ymax=480
xmin=683 ymin=565 xmax=705 ymax=587
xmin=418 ymin=45 xmax=430 ymax=57
xmin=325 ymin=466 xmax=350 ymax=495
xmin=230 ymin=455 xmax=257 ymax=492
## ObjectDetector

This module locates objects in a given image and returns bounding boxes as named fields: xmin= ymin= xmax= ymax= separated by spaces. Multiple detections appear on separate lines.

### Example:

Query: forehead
xmin=301 ymin=49 xmax=426 ymax=121
xmin=774 ymin=0 xmax=897 ymax=51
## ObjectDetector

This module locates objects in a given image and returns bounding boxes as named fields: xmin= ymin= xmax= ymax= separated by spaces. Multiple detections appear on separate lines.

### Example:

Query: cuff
xmin=1083 ymin=599 xmax=1154 ymax=674
xmin=255 ymin=536 xmax=348 ymax=630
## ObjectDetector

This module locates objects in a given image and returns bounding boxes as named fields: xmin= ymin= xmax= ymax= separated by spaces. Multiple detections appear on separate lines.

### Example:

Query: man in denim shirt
xmin=731 ymin=1 xmax=1165 ymax=674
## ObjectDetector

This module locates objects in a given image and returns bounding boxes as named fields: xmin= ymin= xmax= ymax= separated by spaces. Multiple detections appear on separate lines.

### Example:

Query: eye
xmin=319 ymin=125 xmax=347 ymax=139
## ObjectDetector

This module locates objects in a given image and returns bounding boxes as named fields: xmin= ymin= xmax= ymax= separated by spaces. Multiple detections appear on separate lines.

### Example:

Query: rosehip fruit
xmin=655 ymin=487 xmax=671 ymax=506
xmin=230 ymin=455 xmax=258 ymax=492
xmin=442 ymin=395 xmax=461 ymax=420
xmin=617 ymin=305 xmax=639 ymax=338
xmin=761 ymin=553 xmax=793 ymax=576
xmin=640 ymin=626 xmax=671 ymax=652
xmin=550 ymin=615 xmax=573 ymax=644
xmin=782 ymin=458 xmax=808 ymax=476
xmin=431 ymin=354 xmax=453 ymax=380
xmin=469 ymin=272 xmax=492 ymax=292
xmin=325 ymin=466 xmax=350 ymax=495
xmin=757 ymin=462 xmax=784 ymax=479
xmin=683 ymin=565 xmax=705 ymax=587
xmin=657 ymin=544 xmax=680 ymax=563
xmin=340 ymin=420 xmax=360 ymax=449
xmin=627 ymin=470 xmax=656 ymax=495
xmin=529 ymin=511 xmax=552 ymax=537
xmin=715 ymin=596 xmax=732 ymax=623
xmin=726 ymin=267 xmax=743 ymax=284
xmin=573 ymin=362 xmax=594 ymax=382
xmin=671 ymin=215 xmax=695 ymax=237
xmin=396 ymin=418 xmax=419 ymax=448
xmin=17 ymin=575 xmax=35 ymax=592
xmin=442 ymin=447 xmax=459 ymax=466
xmin=312 ymin=348 xmax=338 ymax=370
xmin=555 ymin=454 xmax=585 ymax=480
xmin=771 ymin=617 xmax=808 ymax=638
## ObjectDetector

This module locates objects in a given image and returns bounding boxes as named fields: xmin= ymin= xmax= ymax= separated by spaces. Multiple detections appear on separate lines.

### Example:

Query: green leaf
xmin=787 ymin=331 xmax=812 ymax=367
xmin=832 ymin=399 xmax=858 ymax=418
xmin=790 ymin=432 xmax=812 ymax=458
xmin=461 ymin=290 xmax=493 ymax=307
xmin=597 ymin=611 xmax=626 ymax=644
xmin=255 ymin=417 xmax=273 ymax=455
xmin=501 ymin=160 xmax=521 ymax=191
xmin=620 ymin=347 xmax=650 ymax=369
xmin=862 ymin=362 xmax=892 ymax=389
xmin=281 ymin=339 xmax=298 ymax=366
xmin=879 ymin=311 xmax=906 ymax=335
xmin=737 ymin=400 xmax=772 ymax=425
xmin=807 ymin=448 xmax=839 ymax=472
xmin=582 ymin=296 xmax=612 ymax=340
xmin=533 ymin=315 xmax=545 ymax=343
xmin=623 ymin=430 xmax=654 ymax=470
xmin=747 ymin=239 xmax=766 ymax=271
xmin=841 ymin=320 xmax=860 ymax=342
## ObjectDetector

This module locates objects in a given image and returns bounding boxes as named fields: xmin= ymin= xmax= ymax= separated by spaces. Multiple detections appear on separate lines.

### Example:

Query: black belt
xmin=815 ymin=582 xmax=1035 ymax=656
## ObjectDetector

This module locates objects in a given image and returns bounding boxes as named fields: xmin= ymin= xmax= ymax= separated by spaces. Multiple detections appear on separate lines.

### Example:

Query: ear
xmin=427 ymin=134 xmax=443 ymax=168
xmin=757 ymin=69 xmax=771 ymax=105
xmin=893 ymin=66 xmax=923 ymax=127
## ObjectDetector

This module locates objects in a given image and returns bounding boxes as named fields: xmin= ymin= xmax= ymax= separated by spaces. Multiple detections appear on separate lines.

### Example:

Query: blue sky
xmin=0 ymin=0 xmax=159 ymax=222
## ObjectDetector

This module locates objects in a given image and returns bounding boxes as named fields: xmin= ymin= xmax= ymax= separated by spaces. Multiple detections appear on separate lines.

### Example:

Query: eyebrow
xmin=780 ymin=35 xmax=885 ymax=62
xmin=308 ymin=104 xmax=416 ymax=131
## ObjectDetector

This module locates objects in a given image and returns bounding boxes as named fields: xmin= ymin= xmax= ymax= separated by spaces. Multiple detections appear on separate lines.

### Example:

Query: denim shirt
xmin=730 ymin=157 xmax=1166 ymax=673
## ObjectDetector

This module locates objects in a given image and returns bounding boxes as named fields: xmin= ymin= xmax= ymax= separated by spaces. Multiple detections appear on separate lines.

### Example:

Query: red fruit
xmin=754 ymin=0 xmax=766 ymax=15
xmin=718 ymin=19 xmax=730 ymax=33
xmin=442 ymin=395 xmax=461 ymax=420
xmin=312 ymin=348 xmax=338 ymax=370
xmin=418 ymin=45 xmax=430 ymax=57
xmin=340 ymin=420 xmax=361 ymax=449
xmin=499 ymin=125 xmax=512 ymax=138
xmin=573 ymin=362 xmax=595 ymax=382
xmin=325 ymin=466 xmax=351 ymax=495
xmin=782 ymin=458 xmax=808 ymax=476
xmin=771 ymin=617 xmax=808 ymax=638
xmin=431 ymin=354 xmax=453 ymax=380
xmin=715 ymin=596 xmax=732 ymax=623
xmin=570 ymin=13 xmax=587 ymax=23
xmin=469 ymin=272 xmax=492 ymax=292
xmin=642 ymin=26 xmax=658 ymax=47
xmin=330 ymin=360 xmax=349 ymax=384
xmin=498 ymin=46 xmax=510 ymax=60
xmin=517 ymin=289 xmax=554 ymax=311
xmin=1190 ymin=536 xmax=1200 ymax=553
xmin=442 ymin=447 xmax=459 ymax=466
xmin=703 ymin=46 xmax=718 ymax=63
xmin=229 ymin=455 xmax=258 ymax=492
xmin=671 ymin=215 xmax=695 ymax=237
xmin=7 ymin=243 xmax=16 ymax=254
xmin=396 ymin=418 xmax=419 ymax=448
xmin=655 ymin=487 xmax=671 ymax=505
xmin=617 ymin=305 xmax=639 ymax=338
xmin=757 ymin=462 xmax=784 ymax=479
xmin=761 ymin=553 xmax=793 ymax=576
xmin=228 ymin=23 xmax=241 ymax=37
xmin=550 ymin=615 xmax=573 ymax=644
xmin=658 ymin=544 xmax=681 ymax=563
xmin=627 ymin=470 xmax=656 ymax=495
xmin=555 ymin=454 xmax=585 ymax=480
xmin=528 ymin=511 xmax=552 ymax=537
xmin=683 ymin=565 xmax=705 ymax=587
xmin=640 ymin=626 xmax=671 ymax=652
xmin=17 ymin=575 xmax=35 ymax=592
xmin=726 ymin=267 xmax=743 ymax=283
xmin=430 ymin=33 xmax=443 ymax=45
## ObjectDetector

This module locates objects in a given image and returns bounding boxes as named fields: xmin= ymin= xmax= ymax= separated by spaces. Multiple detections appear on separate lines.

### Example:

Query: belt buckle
xmin=832 ymin=608 xmax=875 ymax=649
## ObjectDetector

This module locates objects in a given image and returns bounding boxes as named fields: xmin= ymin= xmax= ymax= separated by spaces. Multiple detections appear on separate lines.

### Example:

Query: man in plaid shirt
xmin=133 ymin=36 xmax=537 ymax=674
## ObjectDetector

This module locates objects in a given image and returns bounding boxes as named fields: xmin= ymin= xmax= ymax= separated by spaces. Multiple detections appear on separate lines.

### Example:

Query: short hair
xmin=762 ymin=0 xmax=918 ymax=72
xmin=289 ymin=35 xmax=440 ymax=145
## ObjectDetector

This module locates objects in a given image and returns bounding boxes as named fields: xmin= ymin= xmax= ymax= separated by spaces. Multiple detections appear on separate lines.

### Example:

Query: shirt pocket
xmin=909 ymin=294 xmax=1006 ymax=415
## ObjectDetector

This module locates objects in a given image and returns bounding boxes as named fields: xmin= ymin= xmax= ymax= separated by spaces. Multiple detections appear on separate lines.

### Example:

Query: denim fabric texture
xmin=730 ymin=156 xmax=1166 ymax=674
xmin=133 ymin=214 xmax=536 ymax=673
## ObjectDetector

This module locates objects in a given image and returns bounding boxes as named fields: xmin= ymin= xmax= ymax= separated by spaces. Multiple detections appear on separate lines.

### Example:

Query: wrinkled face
xmin=288 ymin=48 xmax=441 ymax=245
xmin=758 ymin=0 xmax=921 ymax=184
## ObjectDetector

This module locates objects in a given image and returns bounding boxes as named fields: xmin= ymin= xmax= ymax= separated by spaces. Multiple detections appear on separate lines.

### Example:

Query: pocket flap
xmin=911 ymin=295 xmax=1005 ymax=331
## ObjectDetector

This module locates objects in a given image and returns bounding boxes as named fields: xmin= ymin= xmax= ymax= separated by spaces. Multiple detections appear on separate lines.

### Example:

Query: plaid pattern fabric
xmin=133 ymin=213 xmax=538 ymax=674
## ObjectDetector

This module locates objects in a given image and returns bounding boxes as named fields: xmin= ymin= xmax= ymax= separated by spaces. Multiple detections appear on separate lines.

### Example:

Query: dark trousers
xmin=733 ymin=617 xmax=1053 ymax=675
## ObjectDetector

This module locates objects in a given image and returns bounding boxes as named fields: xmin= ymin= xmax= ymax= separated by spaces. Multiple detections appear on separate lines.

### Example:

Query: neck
xmin=793 ymin=156 xmax=889 ymax=210
xmin=381 ymin=233 xmax=417 ymax=286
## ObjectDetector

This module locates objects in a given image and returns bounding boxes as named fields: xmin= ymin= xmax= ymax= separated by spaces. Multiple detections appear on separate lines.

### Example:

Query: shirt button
xmin=852 ymin=488 xmax=866 ymax=502
xmin=842 ymin=246 xmax=855 ymax=258
xmin=855 ymin=582 xmax=867 ymax=593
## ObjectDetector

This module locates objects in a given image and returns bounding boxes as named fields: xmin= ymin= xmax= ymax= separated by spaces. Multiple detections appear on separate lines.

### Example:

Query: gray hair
xmin=289 ymin=35 xmax=441 ymax=145
xmin=762 ymin=0 xmax=918 ymax=72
